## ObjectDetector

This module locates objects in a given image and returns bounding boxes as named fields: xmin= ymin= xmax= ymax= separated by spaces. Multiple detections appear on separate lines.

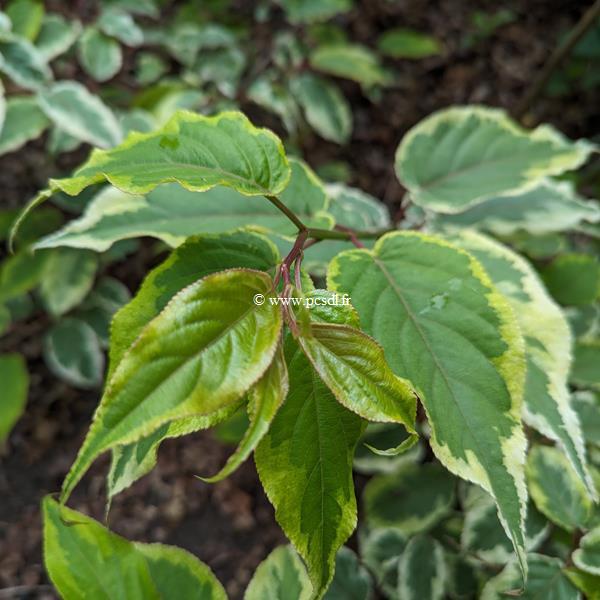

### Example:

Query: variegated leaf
xmin=328 ymin=231 xmax=528 ymax=575
xmin=453 ymin=230 xmax=596 ymax=500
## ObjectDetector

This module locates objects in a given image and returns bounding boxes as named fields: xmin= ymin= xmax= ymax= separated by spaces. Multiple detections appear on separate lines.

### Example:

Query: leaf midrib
xmin=417 ymin=149 xmax=559 ymax=196
xmin=370 ymin=253 xmax=511 ymax=517
xmin=77 ymin=160 xmax=273 ymax=195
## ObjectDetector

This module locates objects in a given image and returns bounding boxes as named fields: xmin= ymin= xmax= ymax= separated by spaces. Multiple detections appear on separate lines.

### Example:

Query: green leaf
xmin=541 ymin=254 xmax=600 ymax=307
xmin=37 ymin=81 xmax=123 ymax=149
xmin=378 ymin=29 xmax=442 ymax=59
xmin=135 ymin=52 xmax=168 ymax=86
xmin=245 ymin=545 xmax=312 ymax=600
xmin=0 ymin=80 xmax=5 ymax=131
xmin=43 ymin=317 xmax=104 ymax=389
xmin=359 ymin=528 xmax=406 ymax=598
xmin=0 ymin=12 xmax=10 ymax=33
xmin=452 ymin=231 xmax=596 ymax=499
xmin=43 ymin=496 xmax=227 ymax=599
xmin=255 ymin=336 xmax=364 ymax=598
xmin=5 ymin=0 xmax=43 ymax=40
xmin=39 ymin=248 xmax=98 ymax=316
xmin=326 ymin=184 xmax=390 ymax=231
xmin=35 ymin=162 xmax=329 ymax=252
xmin=354 ymin=423 xmax=423 ymax=474
xmin=108 ymin=402 xmax=240 ymax=501
xmin=76 ymin=277 xmax=131 ymax=348
xmin=61 ymin=268 xmax=282 ymax=502
xmin=573 ymin=526 xmax=600 ymax=575
xmin=35 ymin=14 xmax=80 ymax=60
xmin=78 ymin=27 xmax=123 ymax=82
xmin=398 ymin=535 xmax=447 ymax=600
xmin=566 ymin=304 xmax=600 ymax=340
xmin=200 ymin=342 xmax=288 ymax=482
xmin=564 ymin=567 xmax=600 ymax=600
xmin=298 ymin=181 xmax=382 ymax=271
xmin=0 ymin=95 xmax=49 ymax=155
xmin=436 ymin=180 xmax=600 ymax=236
xmin=0 ymin=304 xmax=9 ymax=335
xmin=526 ymin=445 xmax=593 ymax=531
xmin=0 ymin=353 xmax=28 ymax=441
xmin=290 ymin=73 xmax=352 ymax=144
xmin=573 ymin=391 xmax=600 ymax=444
xmin=279 ymin=0 xmax=353 ymax=24
xmin=0 ymin=32 xmax=52 ymax=90
xmin=247 ymin=73 xmax=300 ymax=134
xmin=297 ymin=315 xmax=416 ymax=428
xmin=364 ymin=462 xmax=455 ymax=535
xmin=328 ymin=231 xmax=528 ymax=574
xmin=98 ymin=7 xmax=143 ymax=46
xmin=481 ymin=554 xmax=578 ymax=600
xmin=461 ymin=487 xmax=548 ymax=565
xmin=42 ymin=110 xmax=290 ymax=199
xmin=572 ymin=342 xmax=600 ymax=390
xmin=107 ymin=230 xmax=279 ymax=379
xmin=324 ymin=547 xmax=372 ymax=600
xmin=0 ymin=248 xmax=49 ymax=303
xmin=310 ymin=44 xmax=390 ymax=87
xmin=395 ymin=106 xmax=595 ymax=213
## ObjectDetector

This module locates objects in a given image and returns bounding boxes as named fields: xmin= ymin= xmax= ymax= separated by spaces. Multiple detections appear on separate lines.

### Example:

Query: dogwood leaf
xmin=395 ymin=106 xmax=595 ymax=213
xmin=43 ymin=497 xmax=227 ymax=599
xmin=328 ymin=231 xmax=528 ymax=575
xmin=255 ymin=335 xmax=363 ymax=598
xmin=61 ymin=268 xmax=282 ymax=502
xmin=453 ymin=231 xmax=596 ymax=499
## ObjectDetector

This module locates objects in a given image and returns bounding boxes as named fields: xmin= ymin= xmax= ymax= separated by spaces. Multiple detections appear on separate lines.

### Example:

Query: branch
xmin=265 ymin=195 xmax=307 ymax=232
xmin=514 ymin=0 xmax=600 ymax=122
xmin=264 ymin=195 xmax=393 ymax=243
xmin=306 ymin=227 xmax=389 ymax=241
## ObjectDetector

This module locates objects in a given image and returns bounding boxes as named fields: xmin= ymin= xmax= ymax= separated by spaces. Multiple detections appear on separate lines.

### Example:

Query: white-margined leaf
xmin=37 ymin=81 xmax=123 ymax=148
xmin=35 ymin=14 xmax=80 ymax=60
xmin=77 ymin=26 xmax=122 ymax=82
xmin=398 ymin=535 xmax=447 ymax=600
xmin=245 ymin=545 xmax=312 ymax=600
xmin=526 ymin=445 xmax=593 ymax=531
xmin=43 ymin=317 xmax=104 ymax=389
xmin=481 ymin=554 xmax=579 ymax=600
xmin=395 ymin=106 xmax=595 ymax=213
xmin=329 ymin=231 xmax=529 ymax=575
xmin=436 ymin=179 xmax=600 ymax=235
xmin=97 ymin=7 xmax=143 ymax=46
xmin=290 ymin=73 xmax=352 ymax=144
xmin=461 ymin=486 xmax=549 ymax=565
xmin=43 ymin=497 xmax=227 ymax=599
xmin=573 ymin=526 xmax=600 ymax=575
xmin=61 ymin=269 xmax=282 ymax=502
xmin=364 ymin=462 xmax=455 ymax=535
xmin=453 ymin=231 xmax=596 ymax=499
xmin=0 ymin=32 xmax=52 ymax=90
xmin=0 ymin=95 xmax=49 ymax=155
xmin=39 ymin=248 xmax=98 ymax=316
xmin=35 ymin=159 xmax=332 ymax=252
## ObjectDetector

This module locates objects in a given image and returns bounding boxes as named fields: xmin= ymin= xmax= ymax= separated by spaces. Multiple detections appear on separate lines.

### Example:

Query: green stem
xmin=306 ymin=227 xmax=388 ymax=241
xmin=265 ymin=195 xmax=307 ymax=232
xmin=264 ymin=195 xmax=392 ymax=243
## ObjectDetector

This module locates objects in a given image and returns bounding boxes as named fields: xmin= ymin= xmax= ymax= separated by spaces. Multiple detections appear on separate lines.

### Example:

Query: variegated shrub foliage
xmin=5 ymin=101 xmax=597 ymax=600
